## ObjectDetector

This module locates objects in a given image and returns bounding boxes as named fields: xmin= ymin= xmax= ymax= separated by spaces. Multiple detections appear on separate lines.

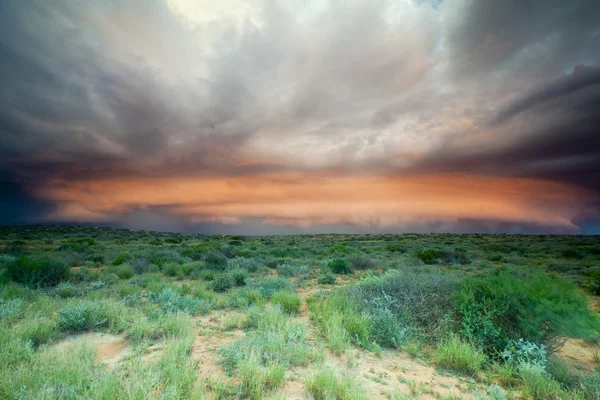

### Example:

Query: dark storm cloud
xmin=1 ymin=0 xmax=600 ymax=233
xmin=443 ymin=0 xmax=600 ymax=83
xmin=406 ymin=64 xmax=600 ymax=190
xmin=493 ymin=65 xmax=600 ymax=124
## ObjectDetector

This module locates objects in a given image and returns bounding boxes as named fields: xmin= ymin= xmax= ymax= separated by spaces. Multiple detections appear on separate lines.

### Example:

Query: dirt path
xmin=192 ymin=311 xmax=246 ymax=385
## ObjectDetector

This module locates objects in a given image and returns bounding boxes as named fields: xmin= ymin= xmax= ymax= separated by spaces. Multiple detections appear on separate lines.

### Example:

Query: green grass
xmin=271 ymin=290 xmax=301 ymax=314
xmin=435 ymin=335 xmax=487 ymax=375
xmin=2 ymin=226 xmax=600 ymax=399
xmin=306 ymin=369 xmax=368 ymax=400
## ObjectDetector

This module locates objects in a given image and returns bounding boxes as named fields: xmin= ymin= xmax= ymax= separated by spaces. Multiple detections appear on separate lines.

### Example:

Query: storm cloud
xmin=1 ymin=0 xmax=599 ymax=233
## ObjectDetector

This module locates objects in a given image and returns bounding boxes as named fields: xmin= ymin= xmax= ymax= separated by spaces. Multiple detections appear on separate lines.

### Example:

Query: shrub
xmin=54 ymin=282 xmax=83 ymax=298
xmin=277 ymin=262 xmax=297 ymax=277
xmin=212 ymin=274 xmax=235 ymax=292
xmin=502 ymin=339 xmax=547 ymax=369
xmin=368 ymin=295 xmax=407 ymax=348
xmin=272 ymin=291 xmax=301 ymax=314
xmin=435 ymin=335 xmax=487 ymax=375
xmin=519 ymin=363 xmax=565 ymax=400
xmin=58 ymin=303 xmax=109 ymax=332
xmin=5 ymin=256 xmax=69 ymax=287
xmin=17 ymin=317 xmax=57 ymax=347
xmin=306 ymin=369 xmax=367 ymax=400
xmin=149 ymin=288 xmax=212 ymax=315
xmin=230 ymin=269 xmax=248 ymax=286
xmin=414 ymin=248 xmax=443 ymax=264
xmin=205 ymin=250 xmax=228 ymax=271
xmin=328 ymin=259 xmax=352 ymax=274
xmin=0 ymin=298 xmax=24 ymax=322
xmin=114 ymin=264 xmax=135 ymax=280
xmin=454 ymin=269 xmax=600 ymax=354
xmin=253 ymin=277 xmax=294 ymax=298
xmin=163 ymin=262 xmax=184 ymax=278
xmin=227 ymin=257 xmax=260 ymax=272
xmin=111 ymin=252 xmax=130 ymax=265
xmin=318 ymin=271 xmax=336 ymax=285
xmin=348 ymin=269 xmax=455 ymax=343
xmin=348 ymin=254 xmax=376 ymax=270
xmin=130 ymin=256 xmax=150 ymax=274
xmin=585 ymin=268 xmax=600 ymax=295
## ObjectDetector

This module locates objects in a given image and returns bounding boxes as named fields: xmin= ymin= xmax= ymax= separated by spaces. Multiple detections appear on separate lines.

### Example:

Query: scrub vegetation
xmin=1 ymin=225 xmax=600 ymax=399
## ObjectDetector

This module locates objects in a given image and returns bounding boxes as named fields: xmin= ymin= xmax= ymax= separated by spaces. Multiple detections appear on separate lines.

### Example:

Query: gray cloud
xmin=1 ymin=0 xmax=599 ymax=232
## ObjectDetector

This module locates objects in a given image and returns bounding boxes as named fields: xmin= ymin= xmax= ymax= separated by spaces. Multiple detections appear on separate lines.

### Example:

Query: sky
xmin=1 ymin=0 xmax=599 ymax=234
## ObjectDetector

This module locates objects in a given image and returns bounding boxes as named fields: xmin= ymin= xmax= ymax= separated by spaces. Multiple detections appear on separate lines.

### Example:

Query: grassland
xmin=1 ymin=225 xmax=600 ymax=399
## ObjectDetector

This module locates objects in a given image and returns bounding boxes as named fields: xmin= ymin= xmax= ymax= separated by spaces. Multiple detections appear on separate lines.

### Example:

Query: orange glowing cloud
xmin=33 ymin=173 xmax=597 ymax=232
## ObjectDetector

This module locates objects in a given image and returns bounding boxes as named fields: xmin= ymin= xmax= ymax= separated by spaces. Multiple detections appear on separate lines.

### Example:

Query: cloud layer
xmin=1 ymin=0 xmax=599 ymax=233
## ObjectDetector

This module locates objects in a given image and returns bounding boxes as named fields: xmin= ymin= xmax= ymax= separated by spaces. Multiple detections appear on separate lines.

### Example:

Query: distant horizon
xmin=2 ymin=223 xmax=599 ymax=237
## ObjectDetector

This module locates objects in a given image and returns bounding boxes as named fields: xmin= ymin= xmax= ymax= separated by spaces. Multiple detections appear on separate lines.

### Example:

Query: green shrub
xmin=348 ymin=254 xmax=376 ymax=270
xmin=230 ymin=269 xmax=248 ymax=286
xmin=130 ymin=256 xmax=150 ymax=274
xmin=5 ymin=256 xmax=69 ymax=287
xmin=435 ymin=335 xmax=486 ymax=375
xmin=519 ymin=363 xmax=565 ymax=400
xmin=368 ymin=296 xmax=407 ymax=348
xmin=454 ymin=269 xmax=600 ymax=354
xmin=205 ymin=250 xmax=228 ymax=271
xmin=501 ymin=339 xmax=547 ymax=369
xmin=306 ymin=369 xmax=367 ymax=400
xmin=54 ymin=282 xmax=83 ymax=298
xmin=318 ymin=271 xmax=336 ymax=284
xmin=272 ymin=291 xmax=301 ymax=314
xmin=328 ymin=259 xmax=352 ymax=274
xmin=414 ymin=248 xmax=443 ymax=264
xmin=58 ymin=303 xmax=109 ymax=332
xmin=0 ymin=298 xmax=24 ymax=322
xmin=114 ymin=264 xmax=135 ymax=280
xmin=163 ymin=262 xmax=184 ymax=278
xmin=212 ymin=274 xmax=235 ymax=292
xmin=149 ymin=288 xmax=212 ymax=315
xmin=111 ymin=252 xmax=130 ymax=265
xmin=348 ymin=269 xmax=455 ymax=343
xmin=227 ymin=257 xmax=260 ymax=272
xmin=253 ymin=277 xmax=294 ymax=298
xmin=585 ymin=268 xmax=600 ymax=295
xmin=17 ymin=317 xmax=57 ymax=347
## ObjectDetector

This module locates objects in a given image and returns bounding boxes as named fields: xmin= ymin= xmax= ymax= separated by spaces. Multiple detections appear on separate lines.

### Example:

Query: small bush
xmin=115 ymin=264 xmax=135 ymax=280
xmin=212 ymin=274 xmax=235 ymax=292
xmin=318 ymin=271 xmax=336 ymax=285
xmin=130 ymin=256 xmax=150 ymax=274
xmin=307 ymin=369 xmax=367 ymax=400
xmin=253 ymin=277 xmax=294 ymax=298
xmin=149 ymin=288 xmax=212 ymax=315
xmin=414 ymin=248 xmax=444 ymax=264
xmin=111 ymin=252 xmax=130 ymax=265
xmin=18 ymin=317 xmax=57 ymax=347
xmin=54 ymin=282 xmax=83 ymax=298
xmin=230 ymin=269 xmax=248 ymax=286
xmin=163 ymin=262 xmax=184 ymax=278
xmin=272 ymin=291 xmax=301 ymax=314
xmin=501 ymin=339 xmax=547 ymax=369
xmin=328 ymin=259 xmax=352 ymax=274
xmin=519 ymin=363 xmax=565 ymax=400
xmin=455 ymin=269 xmax=600 ymax=354
xmin=585 ymin=268 xmax=600 ymax=295
xmin=205 ymin=250 xmax=228 ymax=271
xmin=58 ymin=303 xmax=109 ymax=332
xmin=348 ymin=254 xmax=376 ymax=270
xmin=227 ymin=257 xmax=260 ymax=272
xmin=435 ymin=335 xmax=486 ymax=375
xmin=6 ymin=256 xmax=69 ymax=288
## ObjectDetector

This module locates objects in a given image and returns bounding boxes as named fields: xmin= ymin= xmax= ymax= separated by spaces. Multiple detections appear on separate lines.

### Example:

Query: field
xmin=2 ymin=226 xmax=600 ymax=399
